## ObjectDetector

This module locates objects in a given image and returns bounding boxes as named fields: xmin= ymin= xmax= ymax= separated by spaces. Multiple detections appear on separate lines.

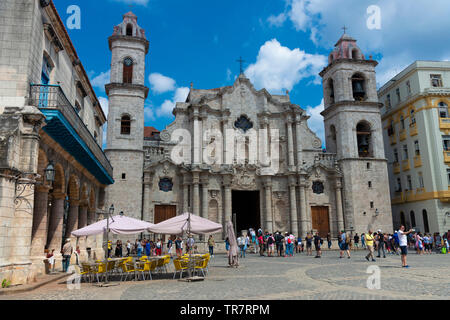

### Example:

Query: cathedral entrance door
xmin=154 ymin=205 xmax=177 ymax=242
xmin=232 ymin=191 xmax=261 ymax=235
xmin=311 ymin=206 xmax=330 ymax=238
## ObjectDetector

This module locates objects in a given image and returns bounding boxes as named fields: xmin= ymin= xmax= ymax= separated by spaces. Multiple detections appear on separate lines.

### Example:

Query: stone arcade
xmin=104 ymin=13 xmax=393 ymax=240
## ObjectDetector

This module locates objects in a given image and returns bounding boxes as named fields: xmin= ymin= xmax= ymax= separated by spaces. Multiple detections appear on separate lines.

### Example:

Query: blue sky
xmin=55 ymin=0 xmax=450 ymax=145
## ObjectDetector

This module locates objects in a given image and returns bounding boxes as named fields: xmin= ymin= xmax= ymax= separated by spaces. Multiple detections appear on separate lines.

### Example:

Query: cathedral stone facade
xmin=105 ymin=13 xmax=393 ymax=239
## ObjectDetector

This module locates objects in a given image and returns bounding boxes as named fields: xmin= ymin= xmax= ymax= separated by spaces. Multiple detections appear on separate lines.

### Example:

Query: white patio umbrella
xmin=72 ymin=215 xmax=155 ymax=237
xmin=147 ymin=212 xmax=222 ymax=235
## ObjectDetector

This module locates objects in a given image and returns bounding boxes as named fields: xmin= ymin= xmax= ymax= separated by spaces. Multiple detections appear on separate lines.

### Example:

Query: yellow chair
xmin=173 ymin=259 xmax=188 ymax=279
xmin=80 ymin=263 xmax=92 ymax=283
xmin=156 ymin=257 xmax=165 ymax=274
xmin=91 ymin=262 xmax=106 ymax=283
xmin=194 ymin=258 xmax=209 ymax=277
xmin=139 ymin=256 xmax=148 ymax=261
xmin=120 ymin=261 xmax=137 ymax=281
xmin=135 ymin=260 xmax=149 ymax=281
xmin=162 ymin=255 xmax=171 ymax=273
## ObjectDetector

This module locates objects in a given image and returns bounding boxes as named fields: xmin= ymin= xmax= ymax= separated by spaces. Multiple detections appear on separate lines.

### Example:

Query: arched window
xmin=400 ymin=211 xmax=406 ymax=228
xmin=126 ymin=24 xmax=133 ymax=36
xmin=352 ymin=73 xmax=366 ymax=101
xmin=438 ymin=102 xmax=448 ymax=118
xmin=121 ymin=115 xmax=131 ymax=135
xmin=328 ymin=125 xmax=337 ymax=153
xmin=74 ymin=101 xmax=82 ymax=114
xmin=123 ymin=57 xmax=134 ymax=84
xmin=410 ymin=211 xmax=416 ymax=228
xmin=422 ymin=210 xmax=430 ymax=233
xmin=356 ymin=121 xmax=372 ymax=157
xmin=327 ymin=78 xmax=335 ymax=104
xmin=352 ymin=48 xmax=359 ymax=60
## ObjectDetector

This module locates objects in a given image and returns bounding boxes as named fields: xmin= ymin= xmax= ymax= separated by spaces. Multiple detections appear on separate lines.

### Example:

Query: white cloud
xmin=144 ymin=104 xmax=155 ymax=121
xmin=305 ymin=99 xmax=325 ymax=145
xmin=149 ymin=73 xmax=176 ymax=94
xmin=269 ymin=0 xmax=450 ymax=87
xmin=267 ymin=13 xmax=287 ymax=27
xmin=98 ymin=96 xmax=109 ymax=118
xmin=155 ymin=87 xmax=190 ymax=118
xmin=244 ymin=39 xmax=327 ymax=94
xmin=91 ymin=70 xmax=110 ymax=91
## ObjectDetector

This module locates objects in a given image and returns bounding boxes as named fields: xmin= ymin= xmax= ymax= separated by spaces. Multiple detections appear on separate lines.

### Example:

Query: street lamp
xmin=44 ymin=161 xmax=55 ymax=184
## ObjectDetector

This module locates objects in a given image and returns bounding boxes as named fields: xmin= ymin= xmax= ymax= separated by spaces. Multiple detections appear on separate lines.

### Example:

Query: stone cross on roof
xmin=236 ymin=56 xmax=245 ymax=75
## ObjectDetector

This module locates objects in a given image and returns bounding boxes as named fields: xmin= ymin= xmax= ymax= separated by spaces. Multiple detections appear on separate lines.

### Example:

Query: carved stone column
xmin=288 ymin=176 xmax=298 ymax=236
xmin=192 ymin=172 xmax=200 ymax=216
xmin=262 ymin=177 xmax=273 ymax=232
xmin=295 ymin=114 xmax=303 ymax=168
xmin=201 ymin=175 xmax=209 ymax=219
xmin=30 ymin=185 xmax=51 ymax=257
xmin=142 ymin=171 xmax=153 ymax=222
xmin=66 ymin=200 xmax=79 ymax=241
xmin=286 ymin=116 xmax=295 ymax=169
xmin=47 ymin=193 xmax=66 ymax=252
xmin=335 ymin=179 xmax=345 ymax=233
xmin=222 ymin=175 xmax=232 ymax=226
xmin=77 ymin=203 xmax=88 ymax=257
xmin=298 ymin=177 xmax=308 ymax=237
xmin=193 ymin=113 xmax=200 ymax=164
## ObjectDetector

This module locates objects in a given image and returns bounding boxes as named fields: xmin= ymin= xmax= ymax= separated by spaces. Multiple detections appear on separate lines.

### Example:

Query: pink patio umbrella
xmin=71 ymin=215 xmax=155 ymax=237
xmin=147 ymin=212 xmax=222 ymax=235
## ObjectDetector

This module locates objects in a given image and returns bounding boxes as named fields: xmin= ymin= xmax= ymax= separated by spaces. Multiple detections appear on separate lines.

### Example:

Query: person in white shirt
xmin=398 ymin=225 xmax=414 ymax=268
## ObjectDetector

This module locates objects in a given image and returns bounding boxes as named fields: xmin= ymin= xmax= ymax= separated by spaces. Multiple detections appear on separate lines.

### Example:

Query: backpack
xmin=288 ymin=238 xmax=292 ymax=244
xmin=345 ymin=235 xmax=350 ymax=244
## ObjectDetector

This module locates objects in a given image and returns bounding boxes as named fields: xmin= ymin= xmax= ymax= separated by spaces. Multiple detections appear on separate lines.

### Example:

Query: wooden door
xmin=154 ymin=205 xmax=177 ymax=224
xmin=154 ymin=205 xmax=177 ymax=242
xmin=311 ymin=206 xmax=330 ymax=238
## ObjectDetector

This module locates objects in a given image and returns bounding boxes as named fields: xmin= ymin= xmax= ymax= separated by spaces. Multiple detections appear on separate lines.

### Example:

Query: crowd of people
xmin=108 ymin=235 xmax=206 ymax=259
xmin=227 ymin=227 xmax=450 ymax=267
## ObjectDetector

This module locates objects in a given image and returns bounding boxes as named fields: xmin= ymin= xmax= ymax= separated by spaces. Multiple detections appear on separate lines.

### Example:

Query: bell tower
xmin=319 ymin=32 xmax=393 ymax=234
xmin=104 ymin=12 xmax=149 ymax=219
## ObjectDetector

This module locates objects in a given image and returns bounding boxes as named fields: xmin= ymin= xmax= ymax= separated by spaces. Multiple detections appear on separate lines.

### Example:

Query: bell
xmin=353 ymin=81 xmax=364 ymax=93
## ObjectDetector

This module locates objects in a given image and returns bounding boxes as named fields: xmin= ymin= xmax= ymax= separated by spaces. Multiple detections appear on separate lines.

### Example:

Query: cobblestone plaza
xmin=2 ymin=250 xmax=449 ymax=300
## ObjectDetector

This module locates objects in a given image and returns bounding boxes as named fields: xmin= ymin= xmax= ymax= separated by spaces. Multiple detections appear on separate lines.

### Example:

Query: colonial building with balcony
xmin=379 ymin=60 xmax=450 ymax=234
xmin=0 ymin=0 xmax=113 ymax=284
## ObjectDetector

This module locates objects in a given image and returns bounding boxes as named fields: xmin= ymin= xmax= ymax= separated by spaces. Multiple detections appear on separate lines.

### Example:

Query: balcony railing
xmin=402 ymin=159 xmax=410 ymax=171
xmin=29 ymin=84 xmax=113 ymax=179
xmin=439 ymin=117 xmax=450 ymax=130
xmin=409 ymin=123 xmax=418 ymax=136
xmin=444 ymin=151 xmax=450 ymax=164
xmin=414 ymin=155 xmax=422 ymax=168
xmin=393 ymin=162 xmax=400 ymax=174
xmin=399 ymin=129 xmax=407 ymax=141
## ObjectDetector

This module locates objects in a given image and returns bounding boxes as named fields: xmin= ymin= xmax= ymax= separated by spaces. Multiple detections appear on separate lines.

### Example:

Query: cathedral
xmin=104 ymin=12 xmax=394 ymax=239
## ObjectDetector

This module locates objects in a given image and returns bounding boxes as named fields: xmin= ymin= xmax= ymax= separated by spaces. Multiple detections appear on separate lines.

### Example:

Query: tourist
xmin=244 ymin=233 xmax=249 ymax=257
xmin=175 ymin=237 xmax=183 ymax=257
xmin=313 ymin=232 xmax=323 ymax=258
xmin=61 ymin=239 xmax=73 ymax=273
xmin=137 ymin=240 xmax=143 ymax=258
xmin=327 ymin=233 xmax=332 ymax=249
xmin=376 ymin=230 xmax=386 ymax=258
xmin=365 ymin=230 xmax=376 ymax=262
xmin=126 ymin=240 xmax=131 ymax=257
xmin=361 ymin=233 xmax=366 ymax=249
xmin=275 ymin=232 xmax=283 ymax=257
xmin=46 ymin=249 xmax=55 ymax=272
xmin=237 ymin=234 xmax=245 ymax=258
xmin=187 ymin=235 xmax=195 ymax=254
xmin=258 ymin=233 xmax=264 ymax=256
xmin=155 ymin=238 xmax=162 ymax=256
xmin=145 ymin=240 xmax=151 ymax=257
xmin=107 ymin=240 xmax=112 ymax=258
xmin=297 ymin=236 xmax=303 ymax=253
xmin=305 ymin=233 xmax=313 ymax=256
xmin=115 ymin=240 xmax=122 ymax=257
xmin=398 ymin=225 xmax=414 ymax=267
xmin=250 ymin=228 xmax=256 ymax=244
xmin=415 ymin=232 xmax=424 ymax=255
xmin=354 ymin=233 xmax=360 ymax=249
xmin=267 ymin=233 xmax=275 ymax=257
xmin=167 ymin=237 xmax=173 ymax=257
xmin=225 ymin=237 xmax=230 ymax=252
xmin=339 ymin=231 xmax=351 ymax=259
xmin=208 ymin=235 xmax=215 ymax=256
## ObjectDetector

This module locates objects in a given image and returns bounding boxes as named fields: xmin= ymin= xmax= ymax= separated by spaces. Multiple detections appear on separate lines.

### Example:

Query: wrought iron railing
xmin=29 ymin=84 xmax=113 ymax=177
